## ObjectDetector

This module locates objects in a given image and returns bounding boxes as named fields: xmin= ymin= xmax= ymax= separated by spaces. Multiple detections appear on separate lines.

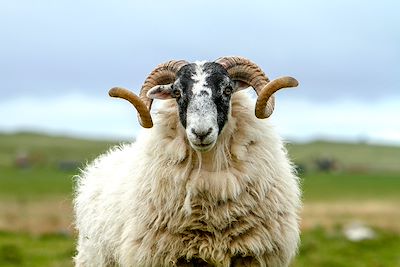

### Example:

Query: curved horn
xmin=216 ymin=56 xmax=298 ymax=119
xmin=109 ymin=87 xmax=153 ymax=128
xmin=255 ymin=77 xmax=298 ymax=118
xmin=109 ymin=60 xmax=188 ymax=128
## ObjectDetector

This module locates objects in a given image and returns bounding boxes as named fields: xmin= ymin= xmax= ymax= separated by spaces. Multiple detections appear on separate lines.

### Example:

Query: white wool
xmin=74 ymin=92 xmax=301 ymax=267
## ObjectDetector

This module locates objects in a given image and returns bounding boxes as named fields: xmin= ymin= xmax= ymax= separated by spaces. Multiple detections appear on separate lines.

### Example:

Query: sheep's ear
xmin=147 ymin=84 xmax=174 ymax=99
xmin=233 ymin=80 xmax=250 ymax=92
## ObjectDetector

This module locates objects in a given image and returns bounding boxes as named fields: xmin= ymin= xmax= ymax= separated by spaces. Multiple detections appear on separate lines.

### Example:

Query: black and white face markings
xmin=147 ymin=61 xmax=235 ymax=152
xmin=172 ymin=62 xmax=233 ymax=152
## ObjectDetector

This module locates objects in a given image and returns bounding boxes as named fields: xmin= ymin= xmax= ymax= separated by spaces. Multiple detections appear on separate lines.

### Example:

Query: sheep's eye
xmin=223 ymin=86 xmax=233 ymax=96
xmin=172 ymin=89 xmax=181 ymax=98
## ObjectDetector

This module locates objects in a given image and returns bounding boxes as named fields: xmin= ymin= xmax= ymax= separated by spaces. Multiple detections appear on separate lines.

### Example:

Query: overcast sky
xmin=0 ymin=1 xmax=399 ymax=144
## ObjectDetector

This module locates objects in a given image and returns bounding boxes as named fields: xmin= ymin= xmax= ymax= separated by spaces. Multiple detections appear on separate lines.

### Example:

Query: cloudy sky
xmin=0 ymin=1 xmax=399 ymax=144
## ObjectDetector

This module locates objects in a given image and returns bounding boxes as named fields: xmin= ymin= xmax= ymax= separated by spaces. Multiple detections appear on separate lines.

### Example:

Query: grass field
xmin=0 ymin=232 xmax=73 ymax=267
xmin=0 ymin=132 xmax=399 ymax=266
xmin=0 ymin=132 xmax=119 ymax=167
xmin=1 ymin=227 xmax=399 ymax=267
xmin=287 ymin=140 xmax=400 ymax=173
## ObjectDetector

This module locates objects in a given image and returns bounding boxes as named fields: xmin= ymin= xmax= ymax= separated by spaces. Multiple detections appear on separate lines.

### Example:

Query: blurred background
xmin=0 ymin=1 xmax=399 ymax=266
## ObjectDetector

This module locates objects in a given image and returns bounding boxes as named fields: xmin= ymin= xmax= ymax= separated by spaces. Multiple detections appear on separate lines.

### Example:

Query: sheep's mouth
xmin=190 ymin=142 xmax=215 ymax=152
xmin=198 ymin=143 xmax=212 ymax=147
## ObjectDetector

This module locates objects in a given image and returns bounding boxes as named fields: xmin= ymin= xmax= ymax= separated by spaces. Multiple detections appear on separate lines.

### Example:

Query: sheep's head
xmin=147 ymin=62 xmax=237 ymax=152
xmin=109 ymin=56 xmax=298 ymax=152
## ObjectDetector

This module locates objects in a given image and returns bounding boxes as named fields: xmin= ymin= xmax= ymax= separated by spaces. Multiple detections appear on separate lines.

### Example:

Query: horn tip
xmin=139 ymin=119 xmax=153 ymax=128
xmin=142 ymin=124 xmax=153 ymax=129
xmin=108 ymin=87 xmax=119 ymax=97
xmin=287 ymin=77 xmax=299 ymax=87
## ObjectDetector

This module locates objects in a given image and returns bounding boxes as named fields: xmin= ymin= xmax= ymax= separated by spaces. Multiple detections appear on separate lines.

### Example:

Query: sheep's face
xmin=148 ymin=62 xmax=245 ymax=152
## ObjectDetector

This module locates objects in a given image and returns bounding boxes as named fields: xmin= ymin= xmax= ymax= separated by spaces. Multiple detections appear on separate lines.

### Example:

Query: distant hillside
xmin=1 ymin=132 xmax=399 ymax=172
xmin=287 ymin=140 xmax=400 ymax=173
xmin=0 ymin=132 xmax=121 ymax=168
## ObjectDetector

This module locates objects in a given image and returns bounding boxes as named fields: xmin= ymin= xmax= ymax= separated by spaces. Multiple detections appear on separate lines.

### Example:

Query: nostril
xmin=191 ymin=127 xmax=212 ymax=141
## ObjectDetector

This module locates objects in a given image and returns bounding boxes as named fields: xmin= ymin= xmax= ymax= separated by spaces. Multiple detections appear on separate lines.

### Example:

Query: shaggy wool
xmin=74 ymin=91 xmax=301 ymax=267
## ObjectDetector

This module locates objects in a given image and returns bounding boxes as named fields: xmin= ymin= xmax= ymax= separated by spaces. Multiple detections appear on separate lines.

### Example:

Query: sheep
xmin=73 ymin=56 xmax=301 ymax=267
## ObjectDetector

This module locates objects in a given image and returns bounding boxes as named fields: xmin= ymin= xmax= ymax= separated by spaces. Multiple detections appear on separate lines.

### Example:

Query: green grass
xmin=293 ymin=227 xmax=400 ymax=267
xmin=0 ymin=132 xmax=399 ymax=201
xmin=301 ymin=172 xmax=400 ymax=201
xmin=0 ymin=232 xmax=74 ymax=267
xmin=1 ymin=167 xmax=399 ymax=201
xmin=1 ymin=132 xmax=400 ymax=266
xmin=1 ymin=229 xmax=399 ymax=267
xmin=0 ymin=132 xmax=120 ymax=168
xmin=0 ymin=132 xmax=119 ymax=200
xmin=0 ymin=167 xmax=74 ymax=200
xmin=287 ymin=140 xmax=400 ymax=173
xmin=2 ymin=131 xmax=400 ymax=172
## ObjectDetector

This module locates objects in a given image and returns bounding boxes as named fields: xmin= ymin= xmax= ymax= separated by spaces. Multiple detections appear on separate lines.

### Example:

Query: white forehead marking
xmin=191 ymin=61 xmax=212 ymax=96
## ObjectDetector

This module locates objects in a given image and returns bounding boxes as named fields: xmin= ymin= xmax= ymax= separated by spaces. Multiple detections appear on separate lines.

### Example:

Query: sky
xmin=0 ymin=0 xmax=399 ymax=144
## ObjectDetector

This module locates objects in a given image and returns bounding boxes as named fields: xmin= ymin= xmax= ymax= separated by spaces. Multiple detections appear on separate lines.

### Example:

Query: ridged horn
xmin=216 ymin=56 xmax=298 ymax=119
xmin=109 ymin=60 xmax=188 ymax=128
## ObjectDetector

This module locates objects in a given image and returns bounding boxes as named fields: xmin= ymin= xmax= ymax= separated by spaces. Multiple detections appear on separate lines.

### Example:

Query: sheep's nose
xmin=191 ymin=127 xmax=212 ymax=141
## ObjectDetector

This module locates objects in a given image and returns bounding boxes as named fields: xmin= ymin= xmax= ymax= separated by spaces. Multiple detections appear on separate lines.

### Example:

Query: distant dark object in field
xmin=315 ymin=156 xmax=339 ymax=172
xmin=14 ymin=151 xmax=31 ymax=169
xmin=14 ymin=150 xmax=47 ymax=169
xmin=58 ymin=160 xmax=80 ymax=171
xmin=295 ymin=163 xmax=306 ymax=175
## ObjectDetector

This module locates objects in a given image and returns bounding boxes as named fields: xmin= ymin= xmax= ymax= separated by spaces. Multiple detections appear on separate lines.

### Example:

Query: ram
xmin=74 ymin=56 xmax=301 ymax=267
